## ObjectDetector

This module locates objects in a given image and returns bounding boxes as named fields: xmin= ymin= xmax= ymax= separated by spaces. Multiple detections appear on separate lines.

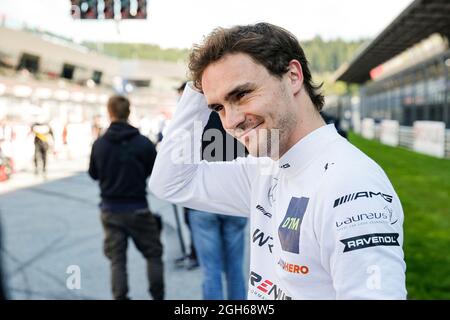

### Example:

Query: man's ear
xmin=286 ymin=59 xmax=304 ymax=96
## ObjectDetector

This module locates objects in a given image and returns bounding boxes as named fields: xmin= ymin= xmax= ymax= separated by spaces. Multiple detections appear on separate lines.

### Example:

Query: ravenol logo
xmin=278 ymin=197 xmax=309 ymax=254
xmin=340 ymin=233 xmax=400 ymax=253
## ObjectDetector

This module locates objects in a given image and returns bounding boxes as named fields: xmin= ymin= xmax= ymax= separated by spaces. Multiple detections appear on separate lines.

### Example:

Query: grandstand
xmin=0 ymin=26 xmax=187 ymax=113
xmin=0 ymin=26 xmax=187 ymax=171
xmin=331 ymin=0 xmax=450 ymax=158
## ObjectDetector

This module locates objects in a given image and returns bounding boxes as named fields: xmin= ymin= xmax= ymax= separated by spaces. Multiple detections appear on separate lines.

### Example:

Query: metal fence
xmin=446 ymin=132 xmax=450 ymax=159
xmin=398 ymin=126 xmax=415 ymax=150
xmin=368 ymin=124 xmax=450 ymax=159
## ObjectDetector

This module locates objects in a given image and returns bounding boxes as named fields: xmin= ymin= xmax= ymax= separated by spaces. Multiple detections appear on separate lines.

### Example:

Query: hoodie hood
xmin=104 ymin=122 xmax=140 ymax=143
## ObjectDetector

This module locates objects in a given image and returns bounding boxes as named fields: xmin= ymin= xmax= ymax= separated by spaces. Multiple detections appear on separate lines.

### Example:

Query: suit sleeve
xmin=315 ymin=166 xmax=407 ymax=299
xmin=148 ymin=83 xmax=254 ymax=217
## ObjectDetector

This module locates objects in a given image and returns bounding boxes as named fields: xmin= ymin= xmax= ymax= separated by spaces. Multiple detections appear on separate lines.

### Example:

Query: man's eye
xmin=211 ymin=105 xmax=223 ymax=112
xmin=237 ymin=91 xmax=249 ymax=99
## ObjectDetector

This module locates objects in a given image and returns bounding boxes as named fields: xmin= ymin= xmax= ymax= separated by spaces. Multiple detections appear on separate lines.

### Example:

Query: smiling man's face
xmin=201 ymin=53 xmax=298 ymax=158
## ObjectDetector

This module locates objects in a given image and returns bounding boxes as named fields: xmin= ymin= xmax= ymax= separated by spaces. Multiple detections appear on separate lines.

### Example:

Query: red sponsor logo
xmin=250 ymin=271 xmax=291 ymax=300
xmin=278 ymin=259 xmax=309 ymax=274
xmin=256 ymin=279 xmax=273 ymax=293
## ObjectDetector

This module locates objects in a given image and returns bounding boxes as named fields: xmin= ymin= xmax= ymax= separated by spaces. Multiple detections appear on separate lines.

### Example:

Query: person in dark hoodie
xmin=88 ymin=95 xmax=164 ymax=300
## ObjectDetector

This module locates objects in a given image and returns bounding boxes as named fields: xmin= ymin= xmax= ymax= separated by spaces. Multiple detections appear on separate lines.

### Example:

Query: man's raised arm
xmin=149 ymin=83 xmax=253 ymax=216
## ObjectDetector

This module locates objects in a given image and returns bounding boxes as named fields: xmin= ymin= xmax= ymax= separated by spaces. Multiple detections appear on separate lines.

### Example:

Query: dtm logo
xmin=278 ymin=197 xmax=309 ymax=254
xmin=340 ymin=233 xmax=400 ymax=252
xmin=252 ymin=229 xmax=273 ymax=254
xmin=333 ymin=191 xmax=393 ymax=208
xmin=249 ymin=271 xmax=292 ymax=300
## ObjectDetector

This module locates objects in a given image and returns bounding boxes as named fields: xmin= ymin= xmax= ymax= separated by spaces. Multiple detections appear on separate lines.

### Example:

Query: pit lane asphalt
xmin=0 ymin=155 xmax=207 ymax=300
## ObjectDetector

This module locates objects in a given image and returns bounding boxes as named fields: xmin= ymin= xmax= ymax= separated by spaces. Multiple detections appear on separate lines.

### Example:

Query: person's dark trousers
xmin=100 ymin=208 xmax=164 ymax=300
xmin=34 ymin=141 xmax=48 ymax=173
xmin=183 ymin=207 xmax=197 ymax=260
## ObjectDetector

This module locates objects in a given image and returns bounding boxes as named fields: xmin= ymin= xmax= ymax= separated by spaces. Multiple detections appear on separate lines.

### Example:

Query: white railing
xmin=360 ymin=119 xmax=450 ymax=159
xmin=398 ymin=126 xmax=415 ymax=149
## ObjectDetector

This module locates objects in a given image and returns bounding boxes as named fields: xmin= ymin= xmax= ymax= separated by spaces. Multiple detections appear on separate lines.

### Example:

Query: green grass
xmin=348 ymin=132 xmax=450 ymax=299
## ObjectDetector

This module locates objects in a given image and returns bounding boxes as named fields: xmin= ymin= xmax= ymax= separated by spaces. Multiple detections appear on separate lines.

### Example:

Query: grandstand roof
xmin=334 ymin=0 xmax=450 ymax=84
xmin=0 ymin=27 xmax=187 ymax=82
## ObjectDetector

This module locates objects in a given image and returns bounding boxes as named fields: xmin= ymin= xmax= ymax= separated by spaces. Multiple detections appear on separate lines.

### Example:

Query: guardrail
xmin=358 ymin=119 xmax=450 ymax=159
xmin=398 ymin=126 xmax=415 ymax=150
xmin=446 ymin=132 xmax=450 ymax=159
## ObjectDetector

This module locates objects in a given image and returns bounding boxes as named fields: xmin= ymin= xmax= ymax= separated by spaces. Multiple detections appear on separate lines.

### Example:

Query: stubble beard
xmin=247 ymin=111 xmax=296 ymax=159
xmin=271 ymin=111 xmax=297 ymax=159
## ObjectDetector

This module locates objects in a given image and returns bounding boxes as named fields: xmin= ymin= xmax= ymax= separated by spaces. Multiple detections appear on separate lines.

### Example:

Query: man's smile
xmin=238 ymin=121 xmax=264 ymax=141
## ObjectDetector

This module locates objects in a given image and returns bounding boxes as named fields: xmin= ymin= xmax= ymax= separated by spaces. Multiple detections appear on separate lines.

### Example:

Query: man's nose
xmin=222 ymin=107 xmax=246 ymax=131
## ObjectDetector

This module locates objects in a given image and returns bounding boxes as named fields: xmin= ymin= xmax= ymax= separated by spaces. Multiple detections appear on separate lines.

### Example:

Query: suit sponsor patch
xmin=340 ymin=233 xmax=400 ymax=252
xmin=278 ymin=197 xmax=309 ymax=254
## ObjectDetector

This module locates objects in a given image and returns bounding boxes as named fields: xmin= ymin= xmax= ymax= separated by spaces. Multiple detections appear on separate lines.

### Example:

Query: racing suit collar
xmin=276 ymin=124 xmax=340 ymax=177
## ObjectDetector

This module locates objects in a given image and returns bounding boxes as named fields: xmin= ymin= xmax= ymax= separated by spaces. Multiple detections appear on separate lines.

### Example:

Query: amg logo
xmin=256 ymin=205 xmax=272 ymax=218
xmin=340 ymin=233 xmax=400 ymax=252
xmin=334 ymin=191 xmax=393 ymax=208
xmin=252 ymin=229 xmax=273 ymax=254
xmin=250 ymin=271 xmax=292 ymax=300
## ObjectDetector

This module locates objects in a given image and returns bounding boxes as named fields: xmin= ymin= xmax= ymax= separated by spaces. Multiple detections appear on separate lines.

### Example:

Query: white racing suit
xmin=149 ymin=84 xmax=407 ymax=299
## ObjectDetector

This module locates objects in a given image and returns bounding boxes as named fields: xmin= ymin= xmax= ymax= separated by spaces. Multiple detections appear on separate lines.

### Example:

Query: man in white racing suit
xmin=149 ymin=23 xmax=406 ymax=300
